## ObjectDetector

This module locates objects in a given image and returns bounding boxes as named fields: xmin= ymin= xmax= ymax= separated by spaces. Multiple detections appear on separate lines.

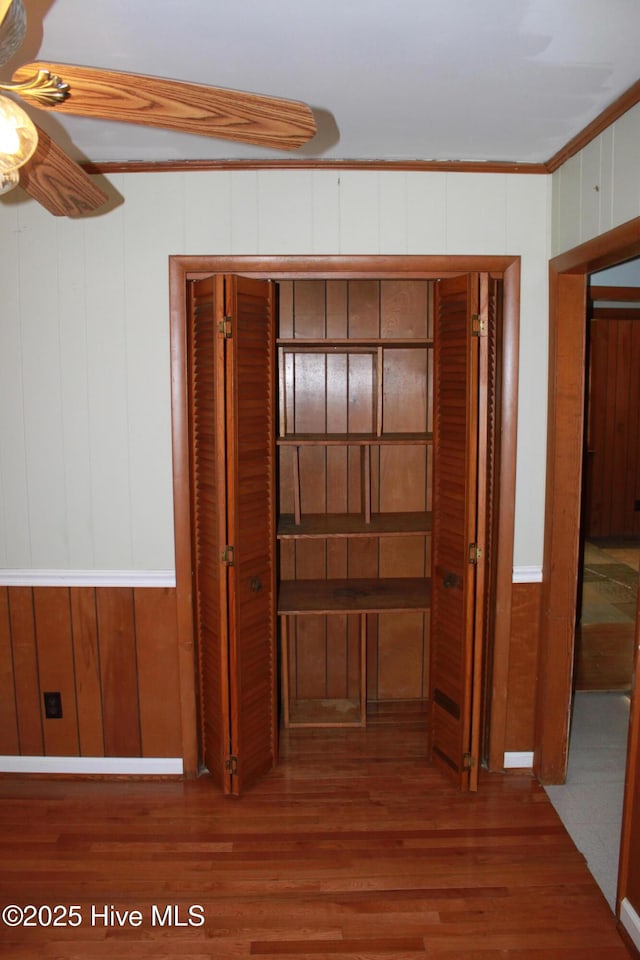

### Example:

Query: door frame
xmin=169 ymin=254 xmax=521 ymax=777
xmin=536 ymin=215 xmax=640 ymax=784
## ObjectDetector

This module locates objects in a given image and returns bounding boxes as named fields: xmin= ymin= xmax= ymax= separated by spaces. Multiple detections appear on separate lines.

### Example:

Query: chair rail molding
xmin=0 ymin=570 xmax=176 ymax=587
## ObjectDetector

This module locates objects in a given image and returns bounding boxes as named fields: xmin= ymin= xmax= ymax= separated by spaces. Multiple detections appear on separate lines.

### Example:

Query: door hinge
xmin=468 ymin=542 xmax=482 ymax=564
xmin=471 ymin=313 xmax=486 ymax=337
xmin=225 ymin=755 xmax=238 ymax=775
xmin=221 ymin=545 xmax=235 ymax=566
xmin=462 ymin=752 xmax=475 ymax=770
xmin=218 ymin=316 xmax=232 ymax=338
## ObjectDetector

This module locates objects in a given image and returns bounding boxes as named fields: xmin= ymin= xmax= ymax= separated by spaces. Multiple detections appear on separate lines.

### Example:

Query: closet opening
xmin=276 ymin=278 xmax=435 ymax=736
xmin=169 ymin=256 xmax=520 ymax=795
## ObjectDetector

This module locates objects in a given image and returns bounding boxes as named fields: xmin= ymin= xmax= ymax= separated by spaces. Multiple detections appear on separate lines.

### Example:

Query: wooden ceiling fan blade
xmin=19 ymin=124 xmax=110 ymax=217
xmin=0 ymin=0 xmax=26 ymax=66
xmin=12 ymin=61 xmax=317 ymax=150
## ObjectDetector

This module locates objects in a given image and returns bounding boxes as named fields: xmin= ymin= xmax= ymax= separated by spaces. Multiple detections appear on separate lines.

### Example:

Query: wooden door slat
xmin=188 ymin=276 xmax=230 ymax=789
xmin=430 ymin=274 xmax=479 ymax=789
xmin=226 ymin=275 xmax=277 ymax=795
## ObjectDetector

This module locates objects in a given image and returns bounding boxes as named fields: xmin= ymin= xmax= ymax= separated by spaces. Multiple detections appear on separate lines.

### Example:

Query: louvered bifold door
xmin=188 ymin=277 xmax=231 ymax=789
xmin=430 ymin=273 xmax=485 ymax=791
xmin=478 ymin=276 xmax=501 ymax=765
xmin=224 ymin=275 xmax=277 ymax=796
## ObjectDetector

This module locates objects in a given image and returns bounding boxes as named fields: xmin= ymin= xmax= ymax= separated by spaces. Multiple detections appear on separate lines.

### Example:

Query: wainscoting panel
xmin=1 ymin=577 xmax=542 ymax=765
xmin=135 ymin=587 xmax=184 ymax=758
xmin=70 ymin=587 xmax=104 ymax=756
xmin=33 ymin=587 xmax=80 ymax=757
xmin=0 ymin=587 xmax=19 ymax=755
xmin=9 ymin=587 xmax=43 ymax=756
xmin=96 ymin=588 xmax=141 ymax=757
xmin=504 ymin=580 xmax=541 ymax=753
xmin=0 ymin=585 xmax=181 ymax=759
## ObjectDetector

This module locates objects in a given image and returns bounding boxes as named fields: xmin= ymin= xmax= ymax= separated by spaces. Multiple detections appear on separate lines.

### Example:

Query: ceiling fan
xmin=0 ymin=0 xmax=316 ymax=217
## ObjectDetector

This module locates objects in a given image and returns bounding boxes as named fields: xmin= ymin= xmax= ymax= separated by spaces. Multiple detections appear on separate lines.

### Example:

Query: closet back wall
xmin=278 ymin=279 xmax=433 ymax=703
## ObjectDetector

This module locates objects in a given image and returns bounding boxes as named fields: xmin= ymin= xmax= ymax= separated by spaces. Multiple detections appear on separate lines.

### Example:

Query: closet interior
xmin=275 ymin=279 xmax=434 ymax=729
xmin=185 ymin=266 xmax=494 ymax=794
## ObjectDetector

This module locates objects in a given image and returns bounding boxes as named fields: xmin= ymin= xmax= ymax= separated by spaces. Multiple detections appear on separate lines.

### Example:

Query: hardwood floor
xmin=0 ymin=709 xmax=632 ymax=958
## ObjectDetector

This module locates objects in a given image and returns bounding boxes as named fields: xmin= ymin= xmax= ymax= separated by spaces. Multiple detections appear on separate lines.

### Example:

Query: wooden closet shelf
xmin=277 ymin=338 xmax=434 ymax=349
xmin=278 ymin=577 xmax=432 ymax=614
xmin=277 ymin=512 xmax=433 ymax=539
xmin=277 ymin=432 xmax=433 ymax=446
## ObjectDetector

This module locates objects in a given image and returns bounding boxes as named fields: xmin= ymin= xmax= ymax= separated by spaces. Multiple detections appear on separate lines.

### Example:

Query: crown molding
xmin=80 ymin=76 xmax=640 ymax=179
xmin=545 ymin=77 xmax=640 ymax=173
xmin=82 ymin=157 xmax=548 ymax=176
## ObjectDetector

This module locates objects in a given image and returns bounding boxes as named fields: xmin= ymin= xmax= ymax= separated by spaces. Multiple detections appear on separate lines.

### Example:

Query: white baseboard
xmin=503 ymin=751 xmax=534 ymax=769
xmin=512 ymin=566 xmax=543 ymax=584
xmin=0 ymin=756 xmax=183 ymax=776
xmin=620 ymin=898 xmax=640 ymax=952
xmin=0 ymin=570 xmax=176 ymax=587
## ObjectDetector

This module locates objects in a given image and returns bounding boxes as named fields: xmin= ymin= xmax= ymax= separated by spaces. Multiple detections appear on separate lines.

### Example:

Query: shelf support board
xmin=377 ymin=346 xmax=383 ymax=438
xmin=293 ymin=446 xmax=301 ymax=525
xmin=362 ymin=446 xmax=372 ymax=524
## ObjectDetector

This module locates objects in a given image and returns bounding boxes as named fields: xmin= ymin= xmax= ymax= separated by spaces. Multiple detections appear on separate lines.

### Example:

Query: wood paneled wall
xmin=0 ymin=586 xmax=182 ymax=758
xmin=586 ymin=317 xmax=640 ymax=538
xmin=504 ymin=582 xmax=541 ymax=752
xmin=0 ymin=579 xmax=539 ymax=760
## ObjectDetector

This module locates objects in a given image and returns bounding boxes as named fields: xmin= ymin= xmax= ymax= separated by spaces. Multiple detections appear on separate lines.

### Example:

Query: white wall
xmin=0 ymin=169 xmax=550 ymax=574
xmin=552 ymin=100 xmax=640 ymax=255
xmin=592 ymin=260 xmax=640 ymax=287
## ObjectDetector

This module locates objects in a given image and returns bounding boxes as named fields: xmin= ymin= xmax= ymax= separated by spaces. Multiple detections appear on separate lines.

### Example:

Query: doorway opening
xmin=547 ymin=259 xmax=640 ymax=910
xmin=576 ymin=261 xmax=640 ymax=694
xmin=539 ymin=220 xmax=640 ymax=786
xmin=540 ymin=216 xmax=640 ymax=928
xmin=169 ymin=255 xmax=520 ymax=795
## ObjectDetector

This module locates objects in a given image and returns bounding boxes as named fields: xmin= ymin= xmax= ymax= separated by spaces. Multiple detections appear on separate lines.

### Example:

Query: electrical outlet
xmin=43 ymin=691 xmax=63 ymax=719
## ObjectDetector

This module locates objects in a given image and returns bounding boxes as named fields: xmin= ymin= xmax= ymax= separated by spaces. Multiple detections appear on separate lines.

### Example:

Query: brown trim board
xmin=537 ymin=215 xmax=640 ymax=784
xmin=83 ymin=78 xmax=640 ymax=178
xmin=169 ymin=255 xmax=520 ymax=777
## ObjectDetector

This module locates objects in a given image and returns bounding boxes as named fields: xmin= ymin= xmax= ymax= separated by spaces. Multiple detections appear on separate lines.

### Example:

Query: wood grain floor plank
xmin=0 ymin=719 xmax=631 ymax=959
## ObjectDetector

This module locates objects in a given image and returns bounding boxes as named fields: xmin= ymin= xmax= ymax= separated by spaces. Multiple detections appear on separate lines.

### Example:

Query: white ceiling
xmin=3 ymin=0 xmax=640 ymax=165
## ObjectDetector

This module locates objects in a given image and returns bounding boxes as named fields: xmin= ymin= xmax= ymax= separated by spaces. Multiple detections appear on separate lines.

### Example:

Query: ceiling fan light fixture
xmin=0 ymin=167 xmax=19 ymax=194
xmin=0 ymin=93 xmax=37 ymax=175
